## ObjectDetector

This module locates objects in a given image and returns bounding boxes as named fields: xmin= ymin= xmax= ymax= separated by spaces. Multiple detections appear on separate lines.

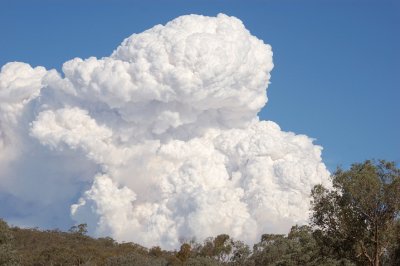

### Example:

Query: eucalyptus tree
xmin=311 ymin=160 xmax=400 ymax=266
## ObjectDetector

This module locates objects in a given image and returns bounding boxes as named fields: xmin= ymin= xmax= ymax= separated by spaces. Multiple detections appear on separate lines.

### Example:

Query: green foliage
xmin=185 ymin=256 xmax=221 ymax=266
xmin=229 ymin=239 xmax=251 ymax=265
xmin=105 ymin=251 xmax=167 ymax=266
xmin=310 ymin=160 xmax=400 ymax=266
xmin=177 ymin=243 xmax=192 ymax=262
xmin=0 ymin=219 xmax=19 ymax=266
xmin=149 ymin=246 xmax=163 ymax=257
xmin=195 ymin=234 xmax=236 ymax=263
xmin=69 ymin=223 xmax=88 ymax=235
xmin=250 ymin=225 xmax=356 ymax=266
xmin=0 ymin=159 xmax=397 ymax=266
xmin=10 ymin=226 xmax=150 ymax=265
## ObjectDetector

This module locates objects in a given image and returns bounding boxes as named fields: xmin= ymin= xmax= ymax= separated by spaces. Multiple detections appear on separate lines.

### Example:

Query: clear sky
xmin=1 ymin=0 xmax=399 ymax=171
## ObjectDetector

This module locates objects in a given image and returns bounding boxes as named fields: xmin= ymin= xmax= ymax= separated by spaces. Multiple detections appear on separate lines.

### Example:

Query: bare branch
xmin=359 ymin=241 xmax=373 ymax=264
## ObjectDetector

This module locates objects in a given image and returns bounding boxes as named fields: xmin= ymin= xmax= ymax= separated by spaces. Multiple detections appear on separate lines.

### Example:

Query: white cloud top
xmin=0 ymin=14 xmax=330 ymax=249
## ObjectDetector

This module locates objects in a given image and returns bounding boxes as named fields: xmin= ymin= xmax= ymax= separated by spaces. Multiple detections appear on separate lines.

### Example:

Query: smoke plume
xmin=0 ymin=14 xmax=330 ymax=249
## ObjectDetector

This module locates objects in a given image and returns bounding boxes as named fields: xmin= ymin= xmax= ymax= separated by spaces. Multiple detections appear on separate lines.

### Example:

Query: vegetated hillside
xmin=1 ymin=160 xmax=399 ymax=266
xmin=2 ymin=221 xmax=169 ymax=266
xmin=2 ymin=219 xmax=399 ymax=266
xmin=0 ymin=220 xmax=353 ymax=266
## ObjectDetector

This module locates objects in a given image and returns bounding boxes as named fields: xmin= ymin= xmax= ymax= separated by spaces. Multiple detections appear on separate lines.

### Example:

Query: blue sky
xmin=1 ymin=0 xmax=399 ymax=171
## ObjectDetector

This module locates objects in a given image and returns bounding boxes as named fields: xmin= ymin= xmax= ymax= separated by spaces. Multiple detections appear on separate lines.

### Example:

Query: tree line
xmin=1 ymin=160 xmax=399 ymax=265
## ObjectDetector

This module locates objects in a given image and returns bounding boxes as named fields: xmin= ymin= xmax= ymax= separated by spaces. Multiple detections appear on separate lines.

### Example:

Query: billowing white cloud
xmin=0 ymin=14 xmax=330 ymax=249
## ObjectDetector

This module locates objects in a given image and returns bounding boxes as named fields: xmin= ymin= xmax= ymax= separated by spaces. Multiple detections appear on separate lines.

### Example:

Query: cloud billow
xmin=0 ymin=14 xmax=330 ymax=249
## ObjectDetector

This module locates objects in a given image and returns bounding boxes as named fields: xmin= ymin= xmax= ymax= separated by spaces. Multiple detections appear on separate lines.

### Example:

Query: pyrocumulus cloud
xmin=0 ymin=14 xmax=330 ymax=249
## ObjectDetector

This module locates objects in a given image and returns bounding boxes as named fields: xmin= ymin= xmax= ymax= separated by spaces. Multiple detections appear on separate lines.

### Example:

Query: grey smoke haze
xmin=0 ymin=14 xmax=330 ymax=249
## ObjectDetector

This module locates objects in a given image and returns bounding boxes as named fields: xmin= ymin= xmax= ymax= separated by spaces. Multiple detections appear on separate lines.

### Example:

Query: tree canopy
xmin=0 ymin=159 xmax=398 ymax=265
xmin=310 ymin=160 xmax=400 ymax=266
